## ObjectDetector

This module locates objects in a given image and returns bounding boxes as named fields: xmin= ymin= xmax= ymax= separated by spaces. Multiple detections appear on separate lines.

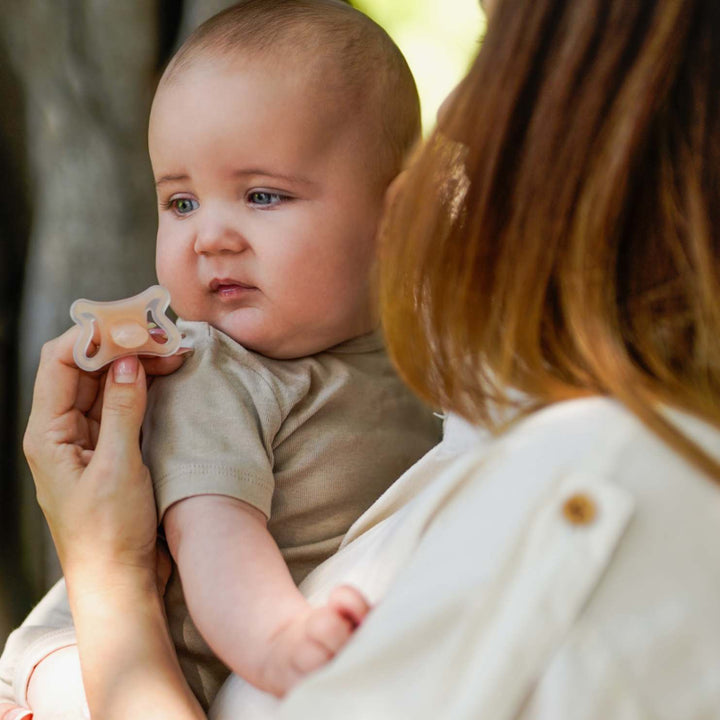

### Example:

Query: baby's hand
xmin=261 ymin=585 xmax=370 ymax=697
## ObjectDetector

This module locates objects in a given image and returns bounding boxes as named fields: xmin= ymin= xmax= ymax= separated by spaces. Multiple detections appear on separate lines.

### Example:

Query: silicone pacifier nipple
xmin=110 ymin=320 xmax=150 ymax=349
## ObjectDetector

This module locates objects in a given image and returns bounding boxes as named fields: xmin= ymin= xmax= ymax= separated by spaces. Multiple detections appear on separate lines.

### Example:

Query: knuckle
xmin=104 ymin=391 xmax=139 ymax=415
xmin=39 ymin=338 xmax=58 ymax=363
xmin=22 ymin=428 xmax=38 ymax=461
xmin=90 ymin=456 xmax=115 ymax=478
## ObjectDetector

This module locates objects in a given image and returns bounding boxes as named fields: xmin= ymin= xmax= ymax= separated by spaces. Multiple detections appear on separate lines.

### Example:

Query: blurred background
xmin=0 ymin=0 xmax=484 ymax=646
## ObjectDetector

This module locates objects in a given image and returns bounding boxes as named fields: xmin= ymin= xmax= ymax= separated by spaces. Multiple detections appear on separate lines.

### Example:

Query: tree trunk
xmin=0 ymin=0 xmax=241 ymax=644
xmin=3 ymin=0 xmax=162 ymax=615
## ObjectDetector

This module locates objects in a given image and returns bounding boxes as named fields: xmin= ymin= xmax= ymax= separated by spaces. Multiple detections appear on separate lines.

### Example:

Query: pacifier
xmin=70 ymin=285 xmax=182 ymax=371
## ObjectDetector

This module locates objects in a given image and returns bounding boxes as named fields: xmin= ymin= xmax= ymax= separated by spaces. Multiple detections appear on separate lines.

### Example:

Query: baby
xmin=144 ymin=0 xmax=440 ymax=702
xmin=0 ymin=0 xmax=440 ymax=711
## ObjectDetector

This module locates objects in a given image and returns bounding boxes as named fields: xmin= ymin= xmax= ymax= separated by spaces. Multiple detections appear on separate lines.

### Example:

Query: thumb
xmin=95 ymin=356 xmax=147 ymax=458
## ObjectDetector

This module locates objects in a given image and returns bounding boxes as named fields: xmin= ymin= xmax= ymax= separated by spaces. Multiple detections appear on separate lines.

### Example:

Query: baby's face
xmin=149 ymin=58 xmax=382 ymax=358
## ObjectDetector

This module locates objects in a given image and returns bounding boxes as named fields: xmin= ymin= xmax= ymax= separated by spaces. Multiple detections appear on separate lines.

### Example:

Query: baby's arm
xmin=164 ymin=495 xmax=369 ymax=697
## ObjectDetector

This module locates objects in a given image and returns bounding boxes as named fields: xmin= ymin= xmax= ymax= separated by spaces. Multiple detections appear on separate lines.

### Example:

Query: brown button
xmin=562 ymin=493 xmax=597 ymax=525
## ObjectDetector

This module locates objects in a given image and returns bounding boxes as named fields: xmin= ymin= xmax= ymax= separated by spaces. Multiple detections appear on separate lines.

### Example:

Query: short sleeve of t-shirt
xmin=142 ymin=322 xmax=294 ymax=520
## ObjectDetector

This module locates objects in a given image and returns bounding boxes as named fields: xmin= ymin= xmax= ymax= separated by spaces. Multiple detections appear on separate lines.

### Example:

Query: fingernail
xmin=114 ymin=356 xmax=139 ymax=384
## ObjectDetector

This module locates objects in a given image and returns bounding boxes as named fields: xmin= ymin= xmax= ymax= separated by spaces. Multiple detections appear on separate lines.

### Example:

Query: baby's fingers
xmin=328 ymin=584 xmax=371 ymax=628
xmin=290 ymin=622 xmax=334 ymax=677
xmin=304 ymin=587 xmax=370 ymax=661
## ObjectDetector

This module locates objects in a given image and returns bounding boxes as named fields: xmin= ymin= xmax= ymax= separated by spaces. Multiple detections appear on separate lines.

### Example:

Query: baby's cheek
xmin=156 ymin=247 xmax=185 ymax=284
xmin=154 ymin=268 xmax=193 ymax=319
xmin=154 ymin=249 xmax=173 ymax=286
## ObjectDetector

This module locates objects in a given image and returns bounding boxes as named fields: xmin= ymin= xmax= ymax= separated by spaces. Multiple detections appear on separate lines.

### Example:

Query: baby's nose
xmin=194 ymin=214 xmax=247 ymax=255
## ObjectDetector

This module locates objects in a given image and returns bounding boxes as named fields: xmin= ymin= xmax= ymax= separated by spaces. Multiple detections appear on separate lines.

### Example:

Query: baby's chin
xmin=217 ymin=319 xmax=362 ymax=360
xmin=175 ymin=302 xmax=369 ymax=359
xmin=235 ymin=334 xmax=340 ymax=360
xmin=211 ymin=319 xmax=328 ymax=360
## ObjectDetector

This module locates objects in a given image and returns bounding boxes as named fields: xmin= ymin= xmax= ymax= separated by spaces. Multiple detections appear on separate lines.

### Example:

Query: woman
xmin=9 ymin=0 xmax=720 ymax=717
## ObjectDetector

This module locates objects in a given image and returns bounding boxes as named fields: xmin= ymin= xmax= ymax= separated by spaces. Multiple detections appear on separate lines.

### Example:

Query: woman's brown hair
xmin=381 ymin=0 xmax=720 ymax=478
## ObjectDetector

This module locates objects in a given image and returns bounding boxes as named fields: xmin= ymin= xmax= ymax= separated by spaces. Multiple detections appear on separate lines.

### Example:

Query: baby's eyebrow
xmin=154 ymin=169 xmax=318 ymax=189
xmin=155 ymin=173 xmax=189 ymax=188
xmin=232 ymin=168 xmax=316 ymax=187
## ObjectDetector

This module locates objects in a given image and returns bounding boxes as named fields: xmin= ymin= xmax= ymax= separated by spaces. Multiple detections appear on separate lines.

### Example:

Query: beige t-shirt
xmin=142 ymin=320 xmax=442 ymax=708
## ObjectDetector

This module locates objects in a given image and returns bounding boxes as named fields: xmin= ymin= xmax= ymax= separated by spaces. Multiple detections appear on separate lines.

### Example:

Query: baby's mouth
xmin=209 ymin=278 xmax=258 ymax=298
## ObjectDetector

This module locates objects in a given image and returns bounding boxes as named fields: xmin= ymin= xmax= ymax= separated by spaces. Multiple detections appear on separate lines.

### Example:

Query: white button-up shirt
xmin=212 ymin=397 xmax=720 ymax=720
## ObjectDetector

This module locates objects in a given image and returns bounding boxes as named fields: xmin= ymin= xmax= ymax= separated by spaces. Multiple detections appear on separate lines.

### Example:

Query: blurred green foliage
xmin=355 ymin=0 xmax=486 ymax=134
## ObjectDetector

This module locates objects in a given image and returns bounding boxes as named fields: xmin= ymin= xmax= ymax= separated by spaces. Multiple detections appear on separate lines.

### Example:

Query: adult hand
xmin=22 ymin=327 xmax=186 ymax=584
xmin=20 ymin=330 xmax=204 ymax=720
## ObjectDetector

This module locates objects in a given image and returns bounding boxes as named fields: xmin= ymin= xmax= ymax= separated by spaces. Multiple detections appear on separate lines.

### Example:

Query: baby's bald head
xmin=160 ymin=0 xmax=420 ymax=188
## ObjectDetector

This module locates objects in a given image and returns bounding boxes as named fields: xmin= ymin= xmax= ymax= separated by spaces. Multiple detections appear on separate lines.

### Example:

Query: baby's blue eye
xmin=172 ymin=198 xmax=198 ymax=214
xmin=247 ymin=191 xmax=284 ymax=207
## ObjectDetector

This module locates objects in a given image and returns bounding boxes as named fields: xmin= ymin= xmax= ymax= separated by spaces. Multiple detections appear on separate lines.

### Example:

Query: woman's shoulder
xmin=505 ymin=398 xmax=720 ymax=718
xmin=489 ymin=396 xmax=720 ymax=543
xmin=501 ymin=395 xmax=719 ymax=481
xmin=435 ymin=398 xmax=720 ymax=718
